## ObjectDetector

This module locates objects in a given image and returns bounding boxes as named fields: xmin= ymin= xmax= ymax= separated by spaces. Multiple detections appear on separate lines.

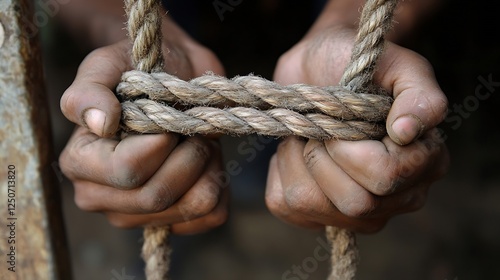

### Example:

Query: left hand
xmin=266 ymin=25 xmax=449 ymax=233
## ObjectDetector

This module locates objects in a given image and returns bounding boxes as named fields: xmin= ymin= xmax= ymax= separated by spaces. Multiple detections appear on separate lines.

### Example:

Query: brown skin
xmin=60 ymin=17 xmax=228 ymax=235
xmin=267 ymin=1 xmax=449 ymax=232
xmin=59 ymin=0 xmax=449 ymax=234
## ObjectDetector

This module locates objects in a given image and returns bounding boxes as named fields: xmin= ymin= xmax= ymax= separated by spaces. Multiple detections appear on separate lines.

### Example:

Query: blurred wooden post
xmin=0 ymin=0 xmax=71 ymax=279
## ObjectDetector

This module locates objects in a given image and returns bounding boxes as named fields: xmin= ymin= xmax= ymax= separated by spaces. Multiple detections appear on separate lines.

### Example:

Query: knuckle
xmin=303 ymin=142 xmax=323 ymax=171
xmin=265 ymin=189 xmax=286 ymax=217
xmin=368 ymin=154 xmax=403 ymax=196
xmin=73 ymin=185 xmax=96 ymax=212
xmin=284 ymin=183 xmax=318 ymax=216
xmin=111 ymin=155 xmax=147 ymax=190
xmin=185 ymin=137 xmax=211 ymax=162
xmin=136 ymin=185 xmax=174 ymax=213
xmin=58 ymin=148 xmax=75 ymax=180
xmin=181 ymin=187 xmax=219 ymax=220
xmin=434 ymin=96 xmax=449 ymax=123
xmin=337 ymin=191 xmax=378 ymax=218
xmin=60 ymin=86 xmax=76 ymax=119
xmin=203 ymin=207 xmax=228 ymax=229
xmin=372 ymin=169 xmax=404 ymax=196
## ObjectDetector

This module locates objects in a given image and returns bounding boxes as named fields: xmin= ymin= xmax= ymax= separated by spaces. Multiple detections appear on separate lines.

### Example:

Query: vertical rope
xmin=124 ymin=0 xmax=164 ymax=72
xmin=340 ymin=0 xmax=399 ymax=91
xmin=328 ymin=0 xmax=399 ymax=279
xmin=141 ymin=226 xmax=171 ymax=279
xmin=124 ymin=0 xmax=171 ymax=279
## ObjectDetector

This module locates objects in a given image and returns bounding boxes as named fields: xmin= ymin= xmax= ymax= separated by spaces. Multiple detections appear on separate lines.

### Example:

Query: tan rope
xmin=124 ymin=0 xmax=164 ymax=72
xmin=124 ymin=1 xmax=171 ymax=279
xmin=326 ymin=0 xmax=399 ymax=278
xmin=142 ymin=226 xmax=172 ymax=279
xmin=121 ymin=0 xmax=399 ymax=279
xmin=121 ymin=100 xmax=387 ymax=140
xmin=117 ymin=71 xmax=393 ymax=121
xmin=326 ymin=227 xmax=359 ymax=280
xmin=340 ymin=0 xmax=399 ymax=90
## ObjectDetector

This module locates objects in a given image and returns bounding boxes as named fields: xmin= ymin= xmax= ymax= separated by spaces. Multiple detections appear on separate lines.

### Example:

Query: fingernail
xmin=390 ymin=114 xmax=424 ymax=145
xmin=83 ymin=108 xmax=106 ymax=136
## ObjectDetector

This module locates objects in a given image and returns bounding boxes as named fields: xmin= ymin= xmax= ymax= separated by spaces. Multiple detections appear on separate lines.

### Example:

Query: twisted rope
xmin=326 ymin=1 xmax=399 ymax=278
xmin=121 ymin=0 xmax=399 ymax=279
xmin=117 ymin=71 xmax=392 ymax=121
xmin=124 ymin=1 xmax=171 ymax=279
xmin=142 ymin=226 xmax=172 ymax=279
xmin=122 ymin=100 xmax=387 ymax=140
xmin=124 ymin=0 xmax=163 ymax=72
xmin=340 ymin=0 xmax=399 ymax=89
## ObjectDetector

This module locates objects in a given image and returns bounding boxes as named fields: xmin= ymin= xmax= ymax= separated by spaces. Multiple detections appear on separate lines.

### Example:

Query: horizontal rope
xmin=121 ymin=99 xmax=386 ymax=140
xmin=117 ymin=71 xmax=392 ymax=122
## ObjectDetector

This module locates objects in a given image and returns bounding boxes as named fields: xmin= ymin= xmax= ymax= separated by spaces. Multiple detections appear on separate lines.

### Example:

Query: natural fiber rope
xmin=142 ymin=226 xmax=172 ymax=279
xmin=117 ymin=72 xmax=393 ymax=121
xmin=124 ymin=0 xmax=171 ymax=279
xmin=341 ymin=0 xmax=398 ymax=90
xmin=124 ymin=0 xmax=163 ymax=72
xmin=121 ymin=0 xmax=399 ymax=279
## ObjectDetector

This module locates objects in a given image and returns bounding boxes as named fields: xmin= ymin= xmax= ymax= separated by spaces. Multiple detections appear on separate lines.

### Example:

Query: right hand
xmin=59 ymin=18 xmax=228 ymax=235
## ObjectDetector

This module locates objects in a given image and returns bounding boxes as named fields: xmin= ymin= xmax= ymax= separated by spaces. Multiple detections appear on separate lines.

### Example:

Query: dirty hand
xmin=266 ymin=24 xmax=449 ymax=233
xmin=59 ymin=18 xmax=228 ymax=234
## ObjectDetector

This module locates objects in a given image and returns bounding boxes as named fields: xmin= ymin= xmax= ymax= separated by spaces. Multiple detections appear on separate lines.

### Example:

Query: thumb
xmin=61 ymin=41 xmax=131 ymax=137
xmin=378 ymin=47 xmax=448 ymax=145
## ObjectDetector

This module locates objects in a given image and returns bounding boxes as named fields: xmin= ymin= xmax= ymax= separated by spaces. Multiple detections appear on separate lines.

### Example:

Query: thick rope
xmin=121 ymin=100 xmax=387 ymax=140
xmin=122 ymin=0 xmax=399 ymax=279
xmin=117 ymin=71 xmax=393 ymax=121
xmin=327 ymin=1 xmax=398 ymax=278
xmin=124 ymin=0 xmax=164 ymax=72
xmin=326 ymin=227 xmax=359 ymax=280
xmin=340 ymin=0 xmax=399 ymax=90
xmin=124 ymin=1 xmax=171 ymax=279
xmin=142 ymin=226 xmax=172 ymax=279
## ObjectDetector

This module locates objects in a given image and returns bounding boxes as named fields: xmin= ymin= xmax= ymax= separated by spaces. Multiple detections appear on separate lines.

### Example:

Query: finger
xmin=104 ymin=147 xmax=225 ymax=226
xmin=270 ymin=138 xmax=391 ymax=232
xmin=70 ymin=137 xmax=212 ymax=214
xmin=106 ymin=183 xmax=228 ymax=233
xmin=323 ymin=131 xmax=445 ymax=196
xmin=171 ymin=188 xmax=229 ymax=235
xmin=60 ymin=40 xmax=132 ymax=137
xmin=375 ymin=43 xmax=448 ymax=145
xmin=265 ymin=151 xmax=323 ymax=229
xmin=302 ymin=139 xmax=379 ymax=219
xmin=274 ymin=139 xmax=386 ymax=232
xmin=367 ymin=136 xmax=449 ymax=217
xmin=60 ymin=126 xmax=179 ymax=189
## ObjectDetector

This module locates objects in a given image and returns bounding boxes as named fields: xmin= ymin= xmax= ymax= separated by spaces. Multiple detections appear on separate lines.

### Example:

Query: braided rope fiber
xmin=121 ymin=0 xmax=400 ymax=279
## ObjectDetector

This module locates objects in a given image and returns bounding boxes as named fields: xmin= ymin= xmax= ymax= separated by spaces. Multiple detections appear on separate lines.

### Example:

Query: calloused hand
xmin=266 ymin=25 xmax=449 ymax=232
xmin=60 ymin=19 xmax=228 ymax=235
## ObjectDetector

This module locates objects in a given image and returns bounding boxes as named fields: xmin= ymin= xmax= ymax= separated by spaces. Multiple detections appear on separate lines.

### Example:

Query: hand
xmin=266 ymin=25 xmax=449 ymax=233
xmin=59 ymin=18 xmax=228 ymax=235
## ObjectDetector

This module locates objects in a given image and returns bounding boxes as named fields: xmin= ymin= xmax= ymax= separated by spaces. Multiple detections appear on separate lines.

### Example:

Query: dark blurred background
xmin=41 ymin=0 xmax=500 ymax=279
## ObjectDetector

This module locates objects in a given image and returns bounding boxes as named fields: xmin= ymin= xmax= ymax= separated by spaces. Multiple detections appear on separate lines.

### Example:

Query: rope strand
xmin=117 ymin=71 xmax=393 ymax=122
xmin=121 ymin=0 xmax=400 ymax=279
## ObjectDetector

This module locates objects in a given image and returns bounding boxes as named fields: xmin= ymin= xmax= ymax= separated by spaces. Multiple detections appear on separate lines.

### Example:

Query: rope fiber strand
xmin=124 ymin=0 xmax=171 ymax=279
xmin=121 ymin=0 xmax=400 ymax=279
